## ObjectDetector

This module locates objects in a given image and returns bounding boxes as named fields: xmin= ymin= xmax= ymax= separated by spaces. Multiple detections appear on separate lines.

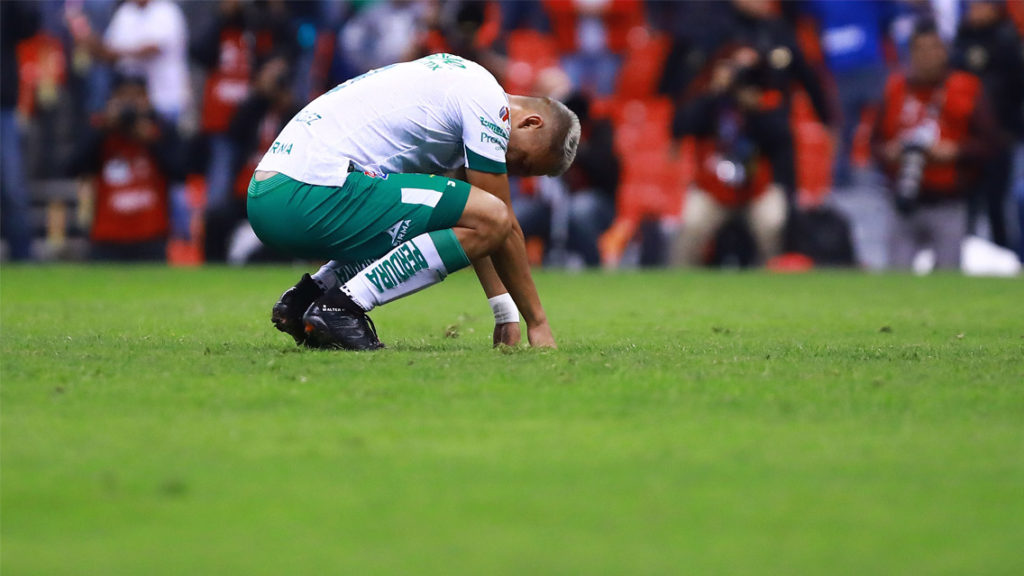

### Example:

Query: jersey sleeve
xmin=456 ymin=78 xmax=510 ymax=174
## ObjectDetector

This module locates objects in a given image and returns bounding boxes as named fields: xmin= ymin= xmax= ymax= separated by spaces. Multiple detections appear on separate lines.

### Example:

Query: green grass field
xmin=2 ymin=265 xmax=1022 ymax=575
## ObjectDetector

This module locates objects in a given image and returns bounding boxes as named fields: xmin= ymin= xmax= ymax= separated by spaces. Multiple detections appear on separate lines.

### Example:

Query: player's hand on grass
xmin=527 ymin=321 xmax=557 ymax=349
xmin=493 ymin=321 xmax=521 ymax=348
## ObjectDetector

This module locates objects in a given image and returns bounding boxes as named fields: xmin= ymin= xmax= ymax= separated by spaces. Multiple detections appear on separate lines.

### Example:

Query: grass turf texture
xmin=2 ymin=265 xmax=1022 ymax=575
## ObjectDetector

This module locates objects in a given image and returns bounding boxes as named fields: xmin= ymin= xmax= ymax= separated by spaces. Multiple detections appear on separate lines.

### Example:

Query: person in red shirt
xmin=191 ymin=0 xmax=253 ymax=215
xmin=67 ymin=75 xmax=182 ymax=261
xmin=872 ymin=19 xmax=1000 ymax=270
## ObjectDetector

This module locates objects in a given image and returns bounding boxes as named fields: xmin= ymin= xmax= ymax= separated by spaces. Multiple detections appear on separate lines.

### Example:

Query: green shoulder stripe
xmin=465 ymin=147 xmax=507 ymax=174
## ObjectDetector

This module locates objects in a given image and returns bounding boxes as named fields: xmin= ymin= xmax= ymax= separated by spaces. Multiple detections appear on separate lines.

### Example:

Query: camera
xmin=895 ymin=122 xmax=938 ymax=212
xmin=116 ymin=106 xmax=140 ymax=131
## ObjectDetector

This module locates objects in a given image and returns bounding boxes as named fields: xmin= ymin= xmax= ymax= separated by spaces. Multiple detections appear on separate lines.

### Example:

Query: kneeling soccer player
xmin=247 ymin=54 xmax=580 ymax=350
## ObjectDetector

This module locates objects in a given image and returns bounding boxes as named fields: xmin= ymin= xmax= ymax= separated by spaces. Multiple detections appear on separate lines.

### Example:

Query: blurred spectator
xmin=667 ymin=0 xmax=835 ymax=266
xmin=65 ymin=0 xmax=119 ymax=117
xmin=667 ymin=0 xmax=836 ymax=210
xmin=243 ymin=0 xmax=300 ymax=67
xmin=799 ymin=0 xmax=901 ymax=187
xmin=1 ymin=0 xmax=40 ymax=261
xmin=872 ymin=20 xmax=999 ymax=270
xmin=69 ymin=0 xmax=191 ymax=244
xmin=669 ymin=45 xmax=787 ymax=266
xmin=191 ymin=0 xmax=254 ymax=214
xmin=204 ymin=56 xmax=299 ymax=264
xmin=543 ymin=0 xmax=643 ymax=97
xmin=338 ymin=0 xmax=429 ymax=75
xmin=953 ymin=0 xmax=1024 ymax=250
xmin=420 ymin=1 xmax=506 ymax=78
xmin=67 ymin=75 xmax=182 ymax=261
xmin=500 ymin=0 xmax=550 ymax=33
xmin=71 ymin=0 xmax=190 ymax=123
xmin=513 ymin=92 xmax=619 ymax=267
xmin=656 ymin=1 xmax=735 ymax=98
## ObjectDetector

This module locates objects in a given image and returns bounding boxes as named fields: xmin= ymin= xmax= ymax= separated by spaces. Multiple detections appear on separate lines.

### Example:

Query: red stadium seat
xmin=618 ymin=149 xmax=684 ymax=221
xmin=791 ymin=90 xmax=833 ymax=207
xmin=610 ymin=97 xmax=674 ymax=155
xmin=615 ymin=32 xmax=670 ymax=100
xmin=504 ymin=29 xmax=560 ymax=95
xmin=599 ymin=100 xmax=693 ymax=267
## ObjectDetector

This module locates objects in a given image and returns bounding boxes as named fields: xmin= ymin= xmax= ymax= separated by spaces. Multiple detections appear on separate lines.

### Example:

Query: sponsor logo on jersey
xmin=269 ymin=141 xmax=293 ymax=155
xmin=362 ymin=170 xmax=389 ymax=179
xmin=363 ymin=243 xmax=430 ymax=293
xmin=293 ymin=111 xmax=322 ymax=125
xmin=478 ymin=116 xmax=509 ymax=140
xmin=481 ymin=133 xmax=507 ymax=151
xmin=421 ymin=53 xmax=467 ymax=71
xmin=386 ymin=219 xmax=412 ymax=246
xmin=499 ymin=106 xmax=509 ymax=123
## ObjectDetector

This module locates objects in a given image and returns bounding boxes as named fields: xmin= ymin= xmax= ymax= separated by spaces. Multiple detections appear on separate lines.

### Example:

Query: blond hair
xmin=543 ymin=97 xmax=581 ymax=176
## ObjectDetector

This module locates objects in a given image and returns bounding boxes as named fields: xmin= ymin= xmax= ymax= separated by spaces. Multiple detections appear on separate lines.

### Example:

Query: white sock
xmin=341 ymin=230 xmax=470 ymax=311
xmin=312 ymin=259 xmax=377 ymax=291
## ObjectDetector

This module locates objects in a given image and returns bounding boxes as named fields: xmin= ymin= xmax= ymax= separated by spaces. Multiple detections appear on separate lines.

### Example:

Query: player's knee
xmin=479 ymin=193 xmax=512 ymax=245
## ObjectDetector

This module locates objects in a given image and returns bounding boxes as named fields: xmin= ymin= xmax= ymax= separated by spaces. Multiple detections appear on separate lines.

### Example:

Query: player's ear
xmin=517 ymin=114 xmax=544 ymax=129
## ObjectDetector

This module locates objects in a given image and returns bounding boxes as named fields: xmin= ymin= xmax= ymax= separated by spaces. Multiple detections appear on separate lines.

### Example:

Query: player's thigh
xmin=333 ymin=172 xmax=472 ymax=261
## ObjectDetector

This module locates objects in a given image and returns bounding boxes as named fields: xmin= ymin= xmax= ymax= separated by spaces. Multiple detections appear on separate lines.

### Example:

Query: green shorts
xmin=247 ymin=171 xmax=471 ymax=262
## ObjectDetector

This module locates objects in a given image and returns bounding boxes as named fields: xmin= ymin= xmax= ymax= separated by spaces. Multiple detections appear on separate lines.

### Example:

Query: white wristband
xmin=488 ymin=293 xmax=520 ymax=324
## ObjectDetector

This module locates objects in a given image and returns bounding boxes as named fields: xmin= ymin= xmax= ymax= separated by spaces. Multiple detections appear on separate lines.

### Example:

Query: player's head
xmin=506 ymin=96 xmax=581 ymax=177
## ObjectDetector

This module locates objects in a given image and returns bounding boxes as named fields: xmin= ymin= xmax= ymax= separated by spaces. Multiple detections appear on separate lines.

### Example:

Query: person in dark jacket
xmin=1 ymin=1 xmax=40 ymax=261
xmin=953 ymin=0 xmax=1024 ymax=250
xmin=665 ymin=0 xmax=836 ymax=209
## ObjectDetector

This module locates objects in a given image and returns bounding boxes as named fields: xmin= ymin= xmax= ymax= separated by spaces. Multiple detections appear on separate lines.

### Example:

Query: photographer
xmin=664 ymin=0 xmax=835 ymax=208
xmin=669 ymin=44 xmax=789 ymax=267
xmin=872 ymin=20 xmax=1000 ymax=270
xmin=67 ymin=75 xmax=182 ymax=261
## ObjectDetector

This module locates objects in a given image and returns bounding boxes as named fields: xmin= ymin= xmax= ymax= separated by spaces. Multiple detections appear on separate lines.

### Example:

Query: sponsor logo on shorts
xmin=386 ymin=219 xmax=412 ymax=246
xmin=363 ymin=243 xmax=429 ymax=293
xmin=362 ymin=170 xmax=389 ymax=179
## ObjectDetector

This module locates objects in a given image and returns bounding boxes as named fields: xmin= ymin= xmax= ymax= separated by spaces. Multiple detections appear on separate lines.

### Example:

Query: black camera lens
xmin=117 ymin=107 xmax=139 ymax=129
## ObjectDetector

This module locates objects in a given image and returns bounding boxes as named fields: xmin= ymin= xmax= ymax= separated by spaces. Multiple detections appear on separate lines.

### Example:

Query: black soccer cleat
xmin=302 ymin=289 xmax=384 ymax=351
xmin=271 ymin=274 xmax=324 ymax=345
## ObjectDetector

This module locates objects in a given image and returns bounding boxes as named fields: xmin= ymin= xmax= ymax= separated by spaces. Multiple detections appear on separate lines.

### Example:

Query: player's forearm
xmin=472 ymin=257 xmax=508 ymax=298
xmin=489 ymin=220 xmax=547 ymax=327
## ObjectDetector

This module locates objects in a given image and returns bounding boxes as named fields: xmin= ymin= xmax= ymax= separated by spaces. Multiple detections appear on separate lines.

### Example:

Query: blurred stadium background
xmin=1 ymin=0 xmax=1022 ymax=274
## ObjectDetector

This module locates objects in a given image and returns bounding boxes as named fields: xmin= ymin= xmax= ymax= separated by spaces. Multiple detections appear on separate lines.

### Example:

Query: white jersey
xmin=104 ymin=0 xmax=190 ymax=118
xmin=257 ymin=54 xmax=511 ymax=186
